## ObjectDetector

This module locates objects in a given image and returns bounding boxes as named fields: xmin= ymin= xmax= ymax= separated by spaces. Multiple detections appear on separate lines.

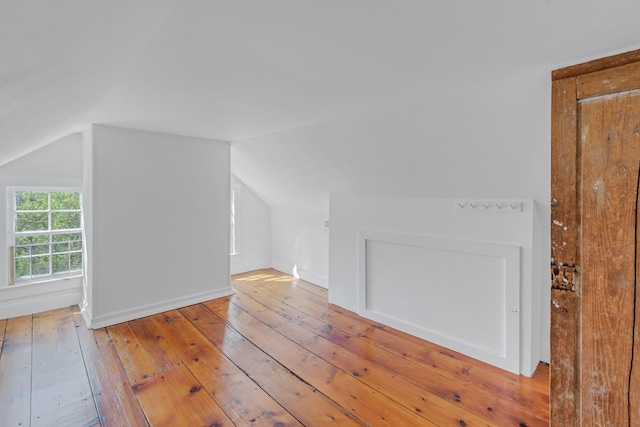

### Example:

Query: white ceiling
xmin=2 ymin=0 xmax=640 ymax=165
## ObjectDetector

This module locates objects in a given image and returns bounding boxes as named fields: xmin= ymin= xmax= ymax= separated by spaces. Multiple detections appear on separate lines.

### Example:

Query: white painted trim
xmin=358 ymin=229 xmax=521 ymax=374
xmin=230 ymin=257 xmax=272 ymax=275
xmin=80 ymin=299 xmax=92 ymax=329
xmin=271 ymin=259 xmax=293 ymax=277
xmin=0 ymin=276 xmax=82 ymax=319
xmin=540 ymin=343 xmax=550 ymax=364
xmin=298 ymin=268 xmax=328 ymax=288
xmin=271 ymin=259 xmax=328 ymax=288
xmin=85 ymin=287 xmax=234 ymax=329
xmin=230 ymin=181 xmax=242 ymax=256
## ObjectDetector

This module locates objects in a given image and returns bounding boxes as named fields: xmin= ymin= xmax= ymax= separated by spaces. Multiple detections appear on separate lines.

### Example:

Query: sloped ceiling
xmin=2 ymin=0 xmax=640 ymax=166
xmin=0 ymin=0 xmax=180 ymax=164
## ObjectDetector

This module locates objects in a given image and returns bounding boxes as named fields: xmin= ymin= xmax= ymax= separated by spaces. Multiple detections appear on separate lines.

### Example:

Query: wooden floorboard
xmin=0 ymin=269 xmax=549 ymax=426
xmin=0 ymin=315 xmax=33 ymax=426
xmin=148 ymin=309 xmax=301 ymax=426
xmin=108 ymin=322 xmax=160 ymax=385
xmin=73 ymin=309 xmax=149 ymax=427
xmin=179 ymin=304 xmax=362 ymax=426
xmin=212 ymin=295 xmax=453 ymax=425
xmin=204 ymin=298 xmax=438 ymax=427
xmin=0 ymin=318 xmax=7 ymax=355
xmin=133 ymin=364 xmax=233 ymax=426
xmin=31 ymin=308 xmax=99 ymax=426
xmin=229 ymin=281 xmax=507 ymax=426
xmin=231 ymin=274 xmax=549 ymax=426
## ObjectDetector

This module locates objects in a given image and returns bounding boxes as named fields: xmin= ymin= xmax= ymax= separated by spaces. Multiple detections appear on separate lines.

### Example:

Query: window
xmin=230 ymin=181 xmax=242 ymax=256
xmin=9 ymin=189 xmax=83 ymax=284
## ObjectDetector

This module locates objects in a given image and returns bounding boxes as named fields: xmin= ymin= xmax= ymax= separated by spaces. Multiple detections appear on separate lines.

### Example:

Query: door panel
xmin=580 ymin=91 xmax=640 ymax=424
xmin=551 ymin=49 xmax=640 ymax=426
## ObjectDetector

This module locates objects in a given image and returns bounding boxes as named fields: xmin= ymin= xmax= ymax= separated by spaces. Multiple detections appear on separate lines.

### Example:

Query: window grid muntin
xmin=11 ymin=190 xmax=83 ymax=283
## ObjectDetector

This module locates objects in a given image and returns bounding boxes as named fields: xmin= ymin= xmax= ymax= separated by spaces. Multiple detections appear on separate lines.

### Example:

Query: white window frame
xmin=230 ymin=181 xmax=242 ymax=256
xmin=7 ymin=187 xmax=84 ymax=285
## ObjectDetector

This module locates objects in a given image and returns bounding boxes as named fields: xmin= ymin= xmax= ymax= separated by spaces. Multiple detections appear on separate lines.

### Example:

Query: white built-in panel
xmin=358 ymin=230 xmax=520 ymax=373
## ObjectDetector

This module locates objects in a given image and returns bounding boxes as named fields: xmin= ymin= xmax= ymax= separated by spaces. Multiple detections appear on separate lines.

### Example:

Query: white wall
xmin=270 ymin=207 xmax=329 ymax=287
xmin=231 ymin=66 xmax=551 ymax=361
xmin=82 ymin=125 xmax=232 ymax=328
xmin=230 ymin=176 xmax=271 ymax=275
xmin=0 ymin=134 xmax=84 ymax=319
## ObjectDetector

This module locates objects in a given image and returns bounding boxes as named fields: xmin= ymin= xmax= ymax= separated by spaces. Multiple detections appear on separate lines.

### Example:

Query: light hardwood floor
xmin=0 ymin=269 xmax=549 ymax=426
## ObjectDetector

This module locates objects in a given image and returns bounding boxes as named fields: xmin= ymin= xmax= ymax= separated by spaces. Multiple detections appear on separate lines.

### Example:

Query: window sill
xmin=12 ymin=273 xmax=83 ymax=288
xmin=0 ymin=276 xmax=83 ymax=318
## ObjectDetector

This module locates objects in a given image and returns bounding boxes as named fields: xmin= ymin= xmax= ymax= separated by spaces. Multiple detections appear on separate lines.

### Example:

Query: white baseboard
xmin=271 ymin=259 xmax=328 ymax=288
xmin=80 ymin=301 xmax=93 ymax=329
xmin=86 ymin=286 xmax=234 ymax=329
xmin=230 ymin=256 xmax=271 ymax=275
xmin=0 ymin=277 xmax=83 ymax=319
xmin=540 ymin=343 xmax=550 ymax=364
xmin=299 ymin=269 xmax=328 ymax=288
xmin=270 ymin=260 xmax=293 ymax=277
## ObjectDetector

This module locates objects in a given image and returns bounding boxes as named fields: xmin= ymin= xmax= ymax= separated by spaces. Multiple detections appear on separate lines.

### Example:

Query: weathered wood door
xmin=551 ymin=50 xmax=640 ymax=426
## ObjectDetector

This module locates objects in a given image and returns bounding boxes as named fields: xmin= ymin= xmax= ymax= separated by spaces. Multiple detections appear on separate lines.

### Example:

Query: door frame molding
xmin=551 ymin=48 xmax=640 ymax=425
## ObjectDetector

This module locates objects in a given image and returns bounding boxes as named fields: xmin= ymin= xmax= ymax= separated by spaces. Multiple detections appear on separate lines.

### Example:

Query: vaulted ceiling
xmin=2 ymin=0 xmax=640 ymax=165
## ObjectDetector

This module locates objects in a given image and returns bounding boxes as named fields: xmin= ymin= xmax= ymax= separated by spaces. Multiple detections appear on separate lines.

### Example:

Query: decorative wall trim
xmin=358 ymin=229 xmax=521 ymax=374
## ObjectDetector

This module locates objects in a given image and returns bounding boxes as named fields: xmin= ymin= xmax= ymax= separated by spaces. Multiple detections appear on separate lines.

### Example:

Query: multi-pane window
xmin=10 ymin=190 xmax=83 ymax=284
xmin=230 ymin=182 xmax=242 ymax=256
xmin=230 ymin=187 xmax=237 ymax=255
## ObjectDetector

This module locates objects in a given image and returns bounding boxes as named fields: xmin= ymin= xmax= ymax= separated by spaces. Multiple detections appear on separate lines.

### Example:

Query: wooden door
xmin=551 ymin=50 xmax=640 ymax=426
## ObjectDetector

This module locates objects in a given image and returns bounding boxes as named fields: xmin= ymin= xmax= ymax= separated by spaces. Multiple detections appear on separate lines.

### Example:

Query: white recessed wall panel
xmin=329 ymin=195 xmax=539 ymax=375
xmin=359 ymin=230 xmax=520 ymax=372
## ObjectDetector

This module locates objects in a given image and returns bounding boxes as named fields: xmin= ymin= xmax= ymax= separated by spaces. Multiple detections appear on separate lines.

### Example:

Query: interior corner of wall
xmin=80 ymin=302 xmax=93 ymax=329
